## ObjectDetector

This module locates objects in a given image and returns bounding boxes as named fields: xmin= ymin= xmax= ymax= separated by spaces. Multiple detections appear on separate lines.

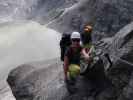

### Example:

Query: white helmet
xmin=71 ymin=31 xmax=80 ymax=39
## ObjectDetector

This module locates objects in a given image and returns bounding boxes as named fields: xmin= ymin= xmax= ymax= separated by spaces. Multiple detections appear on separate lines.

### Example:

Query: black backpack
xmin=60 ymin=33 xmax=71 ymax=61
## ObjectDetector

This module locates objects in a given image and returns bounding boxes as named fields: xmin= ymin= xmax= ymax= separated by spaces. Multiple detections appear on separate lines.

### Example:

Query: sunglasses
xmin=72 ymin=39 xmax=80 ymax=42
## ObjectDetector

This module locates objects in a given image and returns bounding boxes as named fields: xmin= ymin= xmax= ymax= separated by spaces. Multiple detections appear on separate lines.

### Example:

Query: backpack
xmin=60 ymin=33 xmax=71 ymax=61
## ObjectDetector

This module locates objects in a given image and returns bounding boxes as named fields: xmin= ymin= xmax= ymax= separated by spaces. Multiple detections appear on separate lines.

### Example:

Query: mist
xmin=0 ymin=21 xmax=60 ymax=81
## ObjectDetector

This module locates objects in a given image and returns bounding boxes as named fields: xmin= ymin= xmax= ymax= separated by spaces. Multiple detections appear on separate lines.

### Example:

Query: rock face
xmin=48 ymin=0 xmax=133 ymax=41
xmin=0 ymin=0 xmax=79 ymax=22
xmin=7 ymin=59 xmax=68 ymax=100
xmin=97 ymin=22 xmax=133 ymax=100
xmin=7 ymin=22 xmax=133 ymax=100
xmin=7 ymin=58 xmax=110 ymax=100
xmin=6 ymin=0 xmax=133 ymax=100
xmin=31 ymin=0 xmax=80 ymax=23
xmin=109 ymin=23 xmax=133 ymax=100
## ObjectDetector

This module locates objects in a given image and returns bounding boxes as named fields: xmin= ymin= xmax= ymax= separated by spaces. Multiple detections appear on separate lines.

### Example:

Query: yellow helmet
xmin=84 ymin=25 xmax=92 ymax=33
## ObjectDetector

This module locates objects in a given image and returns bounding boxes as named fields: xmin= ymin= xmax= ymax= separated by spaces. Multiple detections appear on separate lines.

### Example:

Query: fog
xmin=0 ymin=21 xmax=60 ymax=81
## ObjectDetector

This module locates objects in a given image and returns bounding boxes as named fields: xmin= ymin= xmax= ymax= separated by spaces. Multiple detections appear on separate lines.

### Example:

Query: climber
xmin=63 ymin=31 xmax=84 ymax=93
xmin=80 ymin=25 xmax=94 ymax=75
xmin=64 ymin=31 xmax=82 ymax=82
xmin=80 ymin=25 xmax=112 ymax=97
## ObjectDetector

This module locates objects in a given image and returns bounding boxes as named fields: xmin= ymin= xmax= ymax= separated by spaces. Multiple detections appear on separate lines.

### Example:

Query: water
xmin=0 ymin=21 xmax=61 ymax=100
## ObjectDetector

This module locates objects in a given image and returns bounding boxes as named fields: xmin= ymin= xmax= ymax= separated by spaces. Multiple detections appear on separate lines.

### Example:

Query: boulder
xmin=7 ymin=59 xmax=68 ymax=100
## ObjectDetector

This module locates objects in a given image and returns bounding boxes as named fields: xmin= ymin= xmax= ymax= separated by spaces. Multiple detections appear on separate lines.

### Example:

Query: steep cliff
xmin=48 ymin=0 xmax=133 ymax=41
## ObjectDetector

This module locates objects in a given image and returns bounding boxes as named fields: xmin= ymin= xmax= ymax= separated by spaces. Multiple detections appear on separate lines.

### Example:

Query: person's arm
xmin=82 ymin=48 xmax=89 ymax=59
xmin=64 ymin=56 xmax=69 ymax=80
xmin=81 ymin=48 xmax=93 ymax=63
